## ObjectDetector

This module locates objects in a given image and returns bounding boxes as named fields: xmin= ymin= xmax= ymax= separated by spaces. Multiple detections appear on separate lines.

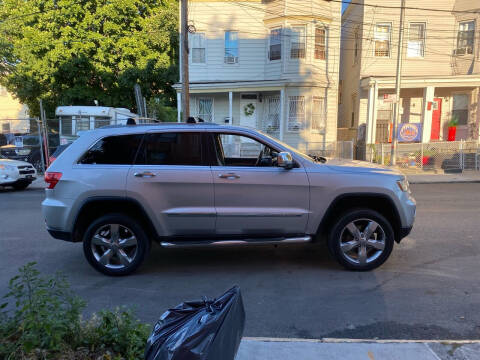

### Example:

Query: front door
xmin=209 ymin=132 xmax=310 ymax=236
xmin=126 ymin=131 xmax=215 ymax=237
xmin=239 ymin=94 xmax=258 ymax=128
xmin=430 ymin=98 xmax=442 ymax=141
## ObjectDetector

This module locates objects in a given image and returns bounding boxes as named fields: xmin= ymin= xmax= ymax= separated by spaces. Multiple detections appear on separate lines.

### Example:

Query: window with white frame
xmin=407 ymin=23 xmax=425 ymax=58
xmin=311 ymin=97 xmax=326 ymax=133
xmin=264 ymin=96 xmax=280 ymax=134
xmin=315 ymin=27 xmax=327 ymax=60
xmin=290 ymin=26 xmax=306 ymax=59
xmin=224 ymin=31 xmax=239 ymax=64
xmin=190 ymin=33 xmax=206 ymax=64
xmin=456 ymin=21 xmax=475 ymax=55
xmin=374 ymin=23 xmax=391 ymax=57
xmin=452 ymin=94 xmax=469 ymax=125
xmin=288 ymin=96 xmax=306 ymax=132
xmin=269 ymin=28 xmax=282 ymax=61
xmin=197 ymin=98 xmax=213 ymax=122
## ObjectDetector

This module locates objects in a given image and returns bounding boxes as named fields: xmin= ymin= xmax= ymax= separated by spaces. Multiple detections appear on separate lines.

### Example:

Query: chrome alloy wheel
xmin=90 ymin=224 xmax=138 ymax=269
xmin=339 ymin=219 xmax=386 ymax=266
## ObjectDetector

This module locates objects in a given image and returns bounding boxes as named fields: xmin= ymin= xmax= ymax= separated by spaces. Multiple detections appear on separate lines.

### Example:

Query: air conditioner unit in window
xmin=224 ymin=56 xmax=238 ymax=64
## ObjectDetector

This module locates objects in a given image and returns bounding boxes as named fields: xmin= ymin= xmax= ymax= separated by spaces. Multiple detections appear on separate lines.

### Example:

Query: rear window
xmin=135 ymin=132 xmax=205 ymax=166
xmin=79 ymin=134 xmax=143 ymax=165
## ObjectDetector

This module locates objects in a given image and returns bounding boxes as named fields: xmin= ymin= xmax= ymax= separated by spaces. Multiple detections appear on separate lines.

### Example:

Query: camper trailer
xmin=56 ymin=106 xmax=138 ymax=144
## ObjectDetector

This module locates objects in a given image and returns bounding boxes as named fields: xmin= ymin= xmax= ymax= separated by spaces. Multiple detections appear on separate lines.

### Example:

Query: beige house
xmin=174 ymin=0 xmax=342 ymax=150
xmin=0 ymin=86 xmax=29 ymax=133
xmin=339 ymin=0 xmax=480 ymax=146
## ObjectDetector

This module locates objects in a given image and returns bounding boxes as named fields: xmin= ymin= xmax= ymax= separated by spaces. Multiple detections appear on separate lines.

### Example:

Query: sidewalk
xmin=406 ymin=171 xmax=480 ymax=184
xmin=237 ymin=338 xmax=480 ymax=360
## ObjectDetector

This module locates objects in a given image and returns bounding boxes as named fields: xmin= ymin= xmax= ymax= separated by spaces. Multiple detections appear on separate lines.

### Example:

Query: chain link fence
xmin=299 ymin=141 xmax=354 ymax=159
xmin=365 ymin=141 xmax=480 ymax=172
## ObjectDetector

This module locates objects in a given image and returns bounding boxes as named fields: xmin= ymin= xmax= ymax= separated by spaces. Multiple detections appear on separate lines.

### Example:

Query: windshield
xmin=256 ymin=130 xmax=321 ymax=163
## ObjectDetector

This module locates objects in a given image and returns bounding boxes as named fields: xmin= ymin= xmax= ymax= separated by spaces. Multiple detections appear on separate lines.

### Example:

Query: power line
xmin=335 ymin=0 xmax=480 ymax=14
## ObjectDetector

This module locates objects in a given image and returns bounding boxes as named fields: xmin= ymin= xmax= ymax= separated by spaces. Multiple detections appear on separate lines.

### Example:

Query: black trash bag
xmin=144 ymin=286 xmax=245 ymax=360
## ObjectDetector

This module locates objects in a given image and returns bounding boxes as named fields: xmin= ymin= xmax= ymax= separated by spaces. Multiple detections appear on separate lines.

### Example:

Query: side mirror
xmin=277 ymin=152 xmax=294 ymax=169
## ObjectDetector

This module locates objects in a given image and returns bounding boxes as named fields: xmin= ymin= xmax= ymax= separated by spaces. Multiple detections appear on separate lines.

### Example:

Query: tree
xmin=0 ymin=0 xmax=178 ymax=117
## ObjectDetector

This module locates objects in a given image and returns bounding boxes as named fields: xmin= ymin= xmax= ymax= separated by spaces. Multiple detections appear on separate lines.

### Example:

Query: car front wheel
xmin=328 ymin=209 xmax=394 ymax=271
xmin=83 ymin=214 xmax=150 ymax=276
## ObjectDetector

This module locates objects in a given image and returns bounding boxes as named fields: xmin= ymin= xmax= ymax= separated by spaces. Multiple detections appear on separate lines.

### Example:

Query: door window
xmin=135 ymin=132 xmax=205 ymax=166
xmin=213 ymin=133 xmax=278 ymax=167
xmin=79 ymin=134 xmax=143 ymax=164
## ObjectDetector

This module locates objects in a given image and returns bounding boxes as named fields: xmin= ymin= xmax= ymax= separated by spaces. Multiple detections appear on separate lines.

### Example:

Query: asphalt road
xmin=1 ymin=183 xmax=479 ymax=340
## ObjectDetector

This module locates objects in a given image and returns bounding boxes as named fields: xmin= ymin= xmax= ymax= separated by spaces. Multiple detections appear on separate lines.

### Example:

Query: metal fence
xmin=298 ymin=141 xmax=354 ymax=159
xmin=366 ymin=141 xmax=480 ymax=172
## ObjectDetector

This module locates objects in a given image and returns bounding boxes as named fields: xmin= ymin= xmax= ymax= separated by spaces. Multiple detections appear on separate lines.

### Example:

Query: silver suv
xmin=42 ymin=123 xmax=416 ymax=276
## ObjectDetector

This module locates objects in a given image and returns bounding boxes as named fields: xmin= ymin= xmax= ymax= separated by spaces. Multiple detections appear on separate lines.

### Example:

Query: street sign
xmin=383 ymin=94 xmax=398 ymax=103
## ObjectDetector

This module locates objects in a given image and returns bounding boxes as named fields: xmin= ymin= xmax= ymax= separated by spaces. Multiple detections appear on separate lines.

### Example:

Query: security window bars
xmin=312 ymin=97 xmax=326 ymax=133
xmin=374 ymin=23 xmax=391 ymax=57
xmin=190 ymin=33 xmax=206 ymax=63
xmin=264 ymin=96 xmax=280 ymax=134
xmin=291 ymin=26 xmax=306 ymax=59
xmin=315 ymin=27 xmax=326 ymax=60
xmin=269 ymin=28 xmax=282 ymax=60
xmin=456 ymin=21 xmax=475 ymax=55
xmin=225 ymin=31 xmax=239 ymax=64
xmin=452 ymin=94 xmax=469 ymax=125
xmin=407 ymin=23 xmax=425 ymax=58
xmin=197 ymin=98 xmax=213 ymax=122
xmin=288 ymin=96 xmax=306 ymax=132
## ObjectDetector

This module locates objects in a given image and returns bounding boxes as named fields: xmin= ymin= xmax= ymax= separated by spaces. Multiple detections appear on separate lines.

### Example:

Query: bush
xmin=0 ymin=263 xmax=151 ymax=359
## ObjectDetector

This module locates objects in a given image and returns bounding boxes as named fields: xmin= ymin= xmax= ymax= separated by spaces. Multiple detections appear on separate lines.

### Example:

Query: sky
xmin=342 ymin=0 xmax=351 ymax=13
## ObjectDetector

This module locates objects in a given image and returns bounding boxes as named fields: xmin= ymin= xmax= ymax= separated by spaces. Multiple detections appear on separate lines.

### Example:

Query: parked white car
xmin=0 ymin=154 xmax=37 ymax=190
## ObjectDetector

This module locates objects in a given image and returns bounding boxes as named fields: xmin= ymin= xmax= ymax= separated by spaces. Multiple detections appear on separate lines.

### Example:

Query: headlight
xmin=396 ymin=177 xmax=410 ymax=192
xmin=0 ymin=164 xmax=16 ymax=171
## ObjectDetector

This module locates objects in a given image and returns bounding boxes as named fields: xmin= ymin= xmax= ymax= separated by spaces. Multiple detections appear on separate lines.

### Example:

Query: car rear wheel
xmin=83 ymin=214 xmax=150 ymax=276
xmin=328 ymin=209 xmax=394 ymax=271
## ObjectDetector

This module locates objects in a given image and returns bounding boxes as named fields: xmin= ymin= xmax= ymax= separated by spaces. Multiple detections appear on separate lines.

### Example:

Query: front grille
xmin=18 ymin=166 xmax=35 ymax=175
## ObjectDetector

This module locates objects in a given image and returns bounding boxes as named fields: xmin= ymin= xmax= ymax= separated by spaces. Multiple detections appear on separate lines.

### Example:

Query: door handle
xmin=218 ymin=173 xmax=240 ymax=180
xmin=134 ymin=171 xmax=156 ymax=178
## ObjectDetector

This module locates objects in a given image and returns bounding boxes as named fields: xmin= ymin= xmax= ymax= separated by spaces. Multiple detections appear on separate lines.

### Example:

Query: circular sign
xmin=399 ymin=124 xmax=419 ymax=142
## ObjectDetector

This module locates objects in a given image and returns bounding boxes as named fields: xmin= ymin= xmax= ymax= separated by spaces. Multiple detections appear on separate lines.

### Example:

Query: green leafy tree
xmin=0 ymin=0 xmax=178 ymax=117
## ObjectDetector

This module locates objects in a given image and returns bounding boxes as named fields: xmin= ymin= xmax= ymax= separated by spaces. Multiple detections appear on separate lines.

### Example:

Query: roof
xmin=55 ymin=106 xmax=137 ymax=117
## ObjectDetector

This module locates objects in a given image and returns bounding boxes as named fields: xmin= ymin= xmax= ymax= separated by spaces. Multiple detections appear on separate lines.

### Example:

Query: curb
xmin=243 ymin=337 xmax=480 ymax=344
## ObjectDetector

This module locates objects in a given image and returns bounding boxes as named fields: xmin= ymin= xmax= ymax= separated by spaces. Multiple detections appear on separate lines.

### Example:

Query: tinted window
xmin=80 ymin=134 xmax=143 ymax=165
xmin=136 ymin=132 xmax=204 ymax=166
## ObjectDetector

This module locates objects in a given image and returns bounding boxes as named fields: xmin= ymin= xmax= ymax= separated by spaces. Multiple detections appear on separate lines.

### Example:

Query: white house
xmin=174 ymin=0 xmax=342 ymax=151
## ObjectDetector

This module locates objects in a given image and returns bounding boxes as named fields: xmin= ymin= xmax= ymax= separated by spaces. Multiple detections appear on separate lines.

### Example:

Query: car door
xmin=126 ymin=130 xmax=215 ymax=237
xmin=208 ymin=131 xmax=310 ymax=236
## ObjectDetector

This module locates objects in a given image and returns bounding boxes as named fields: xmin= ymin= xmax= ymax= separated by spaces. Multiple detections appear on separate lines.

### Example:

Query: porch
xmin=174 ymin=80 xmax=334 ymax=150
xmin=360 ymin=75 xmax=480 ymax=145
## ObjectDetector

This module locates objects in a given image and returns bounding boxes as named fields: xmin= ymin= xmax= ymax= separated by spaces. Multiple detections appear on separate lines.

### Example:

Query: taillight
xmin=45 ymin=172 xmax=62 ymax=189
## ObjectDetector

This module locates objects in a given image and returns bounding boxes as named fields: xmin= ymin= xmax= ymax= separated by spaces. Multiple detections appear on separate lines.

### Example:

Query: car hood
xmin=320 ymin=158 xmax=404 ymax=176
xmin=0 ymin=158 xmax=33 ymax=167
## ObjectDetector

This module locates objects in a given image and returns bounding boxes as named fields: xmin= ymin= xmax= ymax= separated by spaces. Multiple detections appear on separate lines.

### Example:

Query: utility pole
xmin=181 ymin=0 xmax=190 ymax=122
xmin=390 ymin=0 xmax=406 ymax=166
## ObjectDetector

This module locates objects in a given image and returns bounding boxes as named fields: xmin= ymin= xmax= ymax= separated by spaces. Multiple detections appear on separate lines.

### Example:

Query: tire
xmin=82 ymin=213 xmax=151 ymax=276
xmin=12 ymin=182 xmax=30 ymax=190
xmin=327 ymin=209 xmax=394 ymax=271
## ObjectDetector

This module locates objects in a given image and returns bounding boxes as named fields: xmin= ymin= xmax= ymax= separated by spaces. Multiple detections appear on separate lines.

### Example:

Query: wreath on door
xmin=243 ymin=103 xmax=255 ymax=116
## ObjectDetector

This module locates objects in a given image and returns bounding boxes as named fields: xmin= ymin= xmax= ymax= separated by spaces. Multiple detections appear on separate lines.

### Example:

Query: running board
xmin=160 ymin=236 xmax=312 ymax=248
